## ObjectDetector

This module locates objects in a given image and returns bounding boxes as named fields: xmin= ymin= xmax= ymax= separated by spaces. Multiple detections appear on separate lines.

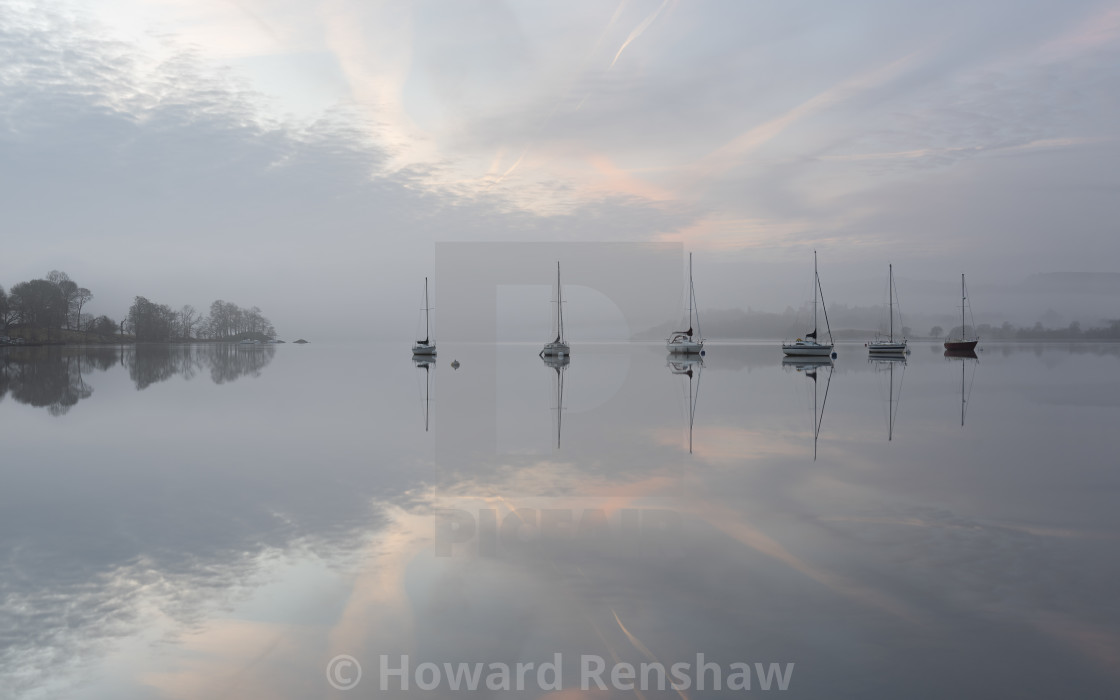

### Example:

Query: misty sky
xmin=2 ymin=0 xmax=1118 ymax=339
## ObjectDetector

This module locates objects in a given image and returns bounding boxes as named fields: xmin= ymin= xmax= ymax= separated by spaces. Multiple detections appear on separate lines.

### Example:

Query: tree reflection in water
xmin=0 ymin=344 xmax=276 ymax=415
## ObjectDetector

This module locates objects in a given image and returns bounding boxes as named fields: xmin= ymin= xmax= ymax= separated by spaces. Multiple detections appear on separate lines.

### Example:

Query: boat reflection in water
xmin=411 ymin=355 xmax=434 ymax=432
xmin=541 ymin=353 xmax=568 ymax=449
xmin=782 ymin=355 xmax=833 ymax=460
xmin=870 ymin=355 xmax=907 ymax=442
xmin=667 ymin=355 xmax=703 ymax=454
xmin=944 ymin=348 xmax=979 ymax=427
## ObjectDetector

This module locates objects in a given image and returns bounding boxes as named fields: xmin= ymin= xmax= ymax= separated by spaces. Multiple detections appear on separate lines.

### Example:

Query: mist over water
xmin=2 ymin=341 xmax=1118 ymax=699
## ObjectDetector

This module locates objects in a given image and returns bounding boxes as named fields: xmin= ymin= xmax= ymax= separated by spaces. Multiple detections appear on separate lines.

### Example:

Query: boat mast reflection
xmin=783 ymin=356 xmax=833 ymax=460
xmin=412 ymin=355 xmax=434 ymax=432
xmin=668 ymin=355 xmax=703 ymax=454
xmin=541 ymin=354 xmax=569 ymax=449
xmin=944 ymin=348 xmax=979 ymax=427
xmin=870 ymin=355 xmax=907 ymax=442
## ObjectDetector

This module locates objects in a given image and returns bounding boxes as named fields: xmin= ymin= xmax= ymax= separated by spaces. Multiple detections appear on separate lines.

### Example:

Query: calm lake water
xmin=2 ymin=341 xmax=1119 ymax=699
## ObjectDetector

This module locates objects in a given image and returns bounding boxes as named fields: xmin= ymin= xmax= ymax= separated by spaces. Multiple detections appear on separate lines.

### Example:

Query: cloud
xmin=0 ymin=1 xmax=696 ymax=340
xmin=2 ymin=0 xmax=1119 ymax=328
xmin=609 ymin=0 xmax=672 ymax=69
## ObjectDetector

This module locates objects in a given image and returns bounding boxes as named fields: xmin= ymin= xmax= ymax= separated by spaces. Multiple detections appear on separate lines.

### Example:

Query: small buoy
xmin=700 ymin=349 xmax=706 ymax=356
xmin=451 ymin=360 xmax=460 ymax=369
xmin=831 ymin=351 xmax=838 ymax=359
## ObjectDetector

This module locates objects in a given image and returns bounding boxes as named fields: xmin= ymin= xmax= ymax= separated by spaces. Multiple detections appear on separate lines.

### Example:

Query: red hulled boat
xmin=944 ymin=273 xmax=979 ymax=352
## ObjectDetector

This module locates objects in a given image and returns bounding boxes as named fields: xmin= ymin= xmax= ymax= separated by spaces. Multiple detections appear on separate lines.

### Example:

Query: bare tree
xmin=178 ymin=304 xmax=199 ymax=339
xmin=0 ymin=285 xmax=12 ymax=332
xmin=47 ymin=271 xmax=77 ymax=329
xmin=72 ymin=287 xmax=93 ymax=330
xmin=46 ymin=270 xmax=70 ymax=287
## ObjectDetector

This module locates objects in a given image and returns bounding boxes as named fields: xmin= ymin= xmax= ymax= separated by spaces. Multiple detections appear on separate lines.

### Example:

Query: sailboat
xmin=782 ymin=356 xmax=833 ymax=460
xmin=944 ymin=274 xmax=979 ymax=352
xmin=668 ymin=355 xmax=703 ymax=454
xmin=868 ymin=264 xmax=908 ymax=355
xmin=667 ymin=252 xmax=705 ymax=355
xmin=540 ymin=262 xmax=570 ymax=358
xmin=541 ymin=353 xmax=568 ymax=448
xmin=412 ymin=277 xmax=437 ymax=356
xmin=782 ymin=251 xmax=835 ymax=357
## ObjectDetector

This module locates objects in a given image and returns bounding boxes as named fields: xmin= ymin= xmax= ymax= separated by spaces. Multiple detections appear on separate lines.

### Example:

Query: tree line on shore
xmin=0 ymin=271 xmax=275 ymax=343
xmin=640 ymin=304 xmax=1120 ymax=341
xmin=935 ymin=319 xmax=1120 ymax=341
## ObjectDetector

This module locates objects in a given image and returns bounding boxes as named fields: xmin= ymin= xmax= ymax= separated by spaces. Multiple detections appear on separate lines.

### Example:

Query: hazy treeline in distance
xmin=639 ymin=304 xmax=1120 ymax=341
xmin=0 ymin=271 xmax=275 ymax=344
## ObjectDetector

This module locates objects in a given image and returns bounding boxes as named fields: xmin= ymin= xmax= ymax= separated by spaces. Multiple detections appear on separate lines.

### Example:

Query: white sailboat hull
xmin=666 ymin=338 xmax=704 ymax=354
xmin=868 ymin=341 xmax=907 ymax=355
xmin=540 ymin=342 xmax=570 ymax=357
xmin=412 ymin=343 xmax=437 ymax=355
xmin=782 ymin=342 xmax=834 ymax=357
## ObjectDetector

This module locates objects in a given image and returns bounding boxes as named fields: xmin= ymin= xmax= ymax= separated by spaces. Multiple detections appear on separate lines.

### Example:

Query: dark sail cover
xmin=806 ymin=329 xmax=817 ymax=339
xmin=416 ymin=337 xmax=429 ymax=345
xmin=673 ymin=326 xmax=693 ymax=337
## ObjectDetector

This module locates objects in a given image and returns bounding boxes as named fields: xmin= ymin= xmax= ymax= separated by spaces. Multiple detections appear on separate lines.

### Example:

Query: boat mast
xmin=424 ymin=277 xmax=430 ymax=343
xmin=693 ymin=272 xmax=701 ymax=340
xmin=557 ymin=262 xmax=564 ymax=343
xmin=813 ymin=250 xmax=818 ymax=339
xmin=961 ymin=273 xmax=966 ymax=340
xmin=889 ymin=264 xmax=894 ymax=342
xmin=688 ymin=252 xmax=694 ymax=338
